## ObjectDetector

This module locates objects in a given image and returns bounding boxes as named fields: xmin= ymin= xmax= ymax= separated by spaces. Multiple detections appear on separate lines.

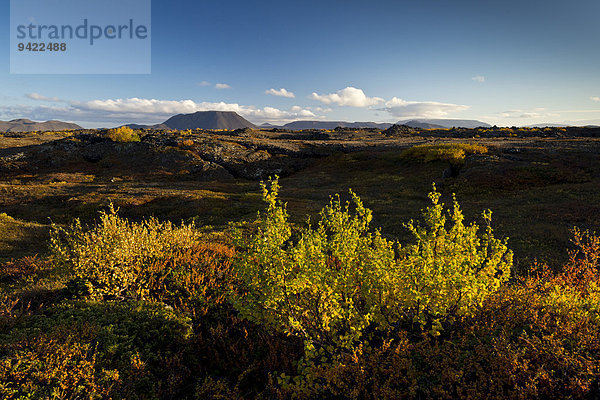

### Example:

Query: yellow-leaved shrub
xmin=106 ymin=126 xmax=140 ymax=143
xmin=50 ymin=204 xmax=202 ymax=300
xmin=401 ymin=143 xmax=487 ymax=164
xmin=232 ymin=178 xmax=512 ymax=368
xmin=395 ymin=187 xmax=512 ymax=333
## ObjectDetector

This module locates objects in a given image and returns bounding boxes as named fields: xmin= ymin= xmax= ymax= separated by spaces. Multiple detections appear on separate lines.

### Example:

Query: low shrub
xmin=107 ymin=126 xmax=140 ymax=143
xmin=50 ymin=204 xmax=203 ymax=300
xmin=0 ymin=327 xmax=119 ymax=399
xmin=273 ymin=231 xmax=600 ymax=400
xmin=401 ymin=143 xmax=488 ymax=164
xmin=232 ymin=178 xmax=511 ymax=376
xmin=144 ymin=242 xmax=237 ymax=317
xmin=0 ymin=300 xmax=193 ymax=399
xmin=397 ymin=188 xmax=512 ymax=332
xmin=0 ymin=255 xmax=51 ymax=282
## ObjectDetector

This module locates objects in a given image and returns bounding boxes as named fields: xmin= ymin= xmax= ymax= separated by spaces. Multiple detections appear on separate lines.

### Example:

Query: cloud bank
xmin=382 ymin=97 xmax=470 ymax=119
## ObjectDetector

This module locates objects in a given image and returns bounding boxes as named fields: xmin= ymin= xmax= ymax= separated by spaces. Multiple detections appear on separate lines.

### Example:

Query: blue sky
xmin=1 ymin=0 xmax=600 ymax=127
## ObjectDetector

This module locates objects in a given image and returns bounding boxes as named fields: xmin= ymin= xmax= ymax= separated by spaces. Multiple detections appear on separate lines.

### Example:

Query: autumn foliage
xmin=106 ymin=126 xmax=140 ymax=143
xmin=1 ymin=179 xmax=599 ymax=399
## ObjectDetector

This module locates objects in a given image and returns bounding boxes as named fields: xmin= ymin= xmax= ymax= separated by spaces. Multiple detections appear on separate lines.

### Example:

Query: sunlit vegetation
xmin=401 ymin=143 xmax=488 ymax=164
xmin=1 ymin=179 xmax=599 ymax=398
xmin=106 ymin=126 xmax=141 ymax=143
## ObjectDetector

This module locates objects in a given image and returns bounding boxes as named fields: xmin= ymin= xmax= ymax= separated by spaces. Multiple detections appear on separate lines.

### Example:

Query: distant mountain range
xmin=20 ymin=112 xmax=600 ymax=133
xmin=278 ymin=121 xmax=394 ymax=130
xmin=0 ymin=119 xmax=82 ymax=133
xmin=118 ymin=112 xmax=494 ymax=131
xmin=0 ymin=114 xmax=494 ymax=133
xmin=260 ymin=118 xmax=491 ymax=130
xmin=526 ymin=123 xmax=571 ymax=128
xmin=397 ymin=119 xmax=491 ymax=129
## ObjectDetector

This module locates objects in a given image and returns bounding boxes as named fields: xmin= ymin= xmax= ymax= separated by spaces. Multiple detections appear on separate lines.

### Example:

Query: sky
xmin=1 ymin=0 xmax=600 ymax=128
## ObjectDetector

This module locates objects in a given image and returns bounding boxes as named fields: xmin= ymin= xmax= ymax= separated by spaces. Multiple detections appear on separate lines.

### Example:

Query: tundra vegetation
xmin=1 ymin=176 xmax=600 ymax=399
xmin=1 ymin=126 xmax=600 ymax=398
xmin=106 ymin=126 xmax=141 ymax=143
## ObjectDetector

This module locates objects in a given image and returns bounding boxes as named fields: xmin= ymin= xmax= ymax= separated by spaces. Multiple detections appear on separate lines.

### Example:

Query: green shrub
xmin=272 ymin=232 xmax=600 ymax=400
xmin=233 ymin=178 xmax=395 ymax=355
xmin=107 ymin=126 xmax=140 ymax=143
xmin=401 ymin=143 xmax=488 ymax=164
xmin=232 ymin=178 xmax=512 ymax=367
xmin=396 ymin=187 xmax=512 ymax=333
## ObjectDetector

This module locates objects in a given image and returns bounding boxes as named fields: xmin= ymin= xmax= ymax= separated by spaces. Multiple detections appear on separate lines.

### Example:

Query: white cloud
xmin=26 ymin=93 xmax=62 ymax=102
xmin=198 ymin=81 xmax=211 ymax=87
xmin=381 ymin=97 xmax=470 ymax=118
xmin=290 ymin=105 xmax=316 ymax=117
xmin=265 ymin=88 xmax=295 ymax=98
xmin=591 ymin=96 xmax=600 ymax=102
xmin=310 ymin=86 xmax=384 ymax=107
xmin=215 ymin=83 xmax=231 ymax=89
xmin=252 ymin=105 xmax=316 ymax=120
xmin=472 ymin=75 xmax=485 ymax=83
xmin=0 ymin=97 xmax=318 ymax=125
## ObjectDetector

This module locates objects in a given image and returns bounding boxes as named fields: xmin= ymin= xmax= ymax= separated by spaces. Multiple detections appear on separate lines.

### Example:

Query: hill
xmin=399 ymin=120 xmax=446 ymax=129
xmin=161 ymin=111 xmax=257 ymax=130
xmin=0 ymin=119 xmax=82 ymax=133
xmin=398 ymin=119 xmax=491 ymax=129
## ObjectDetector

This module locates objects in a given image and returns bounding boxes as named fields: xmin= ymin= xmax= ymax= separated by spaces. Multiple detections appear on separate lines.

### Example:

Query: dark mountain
xmin=282 ymin=121 xmax=393 ymax=130
xmin=398 ymin=119 xmax=491 ymax=129
xmin=0 ymin=118 xmax=82 ymax=133
xmin=162 ymin=111 xmax=257 ymax=130
xmin=400 ymin=120 xmax=446 ymax=129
